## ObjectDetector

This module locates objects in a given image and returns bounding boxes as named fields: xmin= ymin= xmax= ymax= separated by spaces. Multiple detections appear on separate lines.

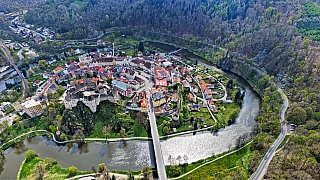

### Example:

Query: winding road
xmin=250 ymin=88 xmax=288 ymax=180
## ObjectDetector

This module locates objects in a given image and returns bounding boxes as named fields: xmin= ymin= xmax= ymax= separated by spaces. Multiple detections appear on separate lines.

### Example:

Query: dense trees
xmin=25 ymin=150 xmax=37 ymax=162
xmin=68 ymin=166 xmax=78 ymax=177
xmin=265 ymin=129 xmax=320 ymax=179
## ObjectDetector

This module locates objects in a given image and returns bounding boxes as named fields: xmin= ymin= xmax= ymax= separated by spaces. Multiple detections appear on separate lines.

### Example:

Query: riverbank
xmin=17 ymin=151 xmax=145 ymax=180
xmin=167 ymin=140 xmax=253 ymax=179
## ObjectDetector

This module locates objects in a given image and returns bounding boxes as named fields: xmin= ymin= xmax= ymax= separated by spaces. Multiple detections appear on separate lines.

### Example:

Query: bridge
xmin=139 ymin=73 xmax=167 ymax=180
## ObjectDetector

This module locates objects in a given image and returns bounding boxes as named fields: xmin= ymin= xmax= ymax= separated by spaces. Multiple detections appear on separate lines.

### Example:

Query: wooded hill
xmin=1 ymin=0 xmax=320 ymax=178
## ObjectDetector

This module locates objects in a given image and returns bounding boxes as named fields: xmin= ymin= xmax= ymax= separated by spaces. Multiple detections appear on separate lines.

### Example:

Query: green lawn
xmin=165 ymin=143 xmax=252 ymax=179
xmin=215 ymin=103 xmax=240 ymax=124
xmin=18 ymin=155 xmax=91 ymax=180
xmin=19 ymin=157 xmax=43 ymax=179
xmin=190 ymin=108 xmax=215 ymax=124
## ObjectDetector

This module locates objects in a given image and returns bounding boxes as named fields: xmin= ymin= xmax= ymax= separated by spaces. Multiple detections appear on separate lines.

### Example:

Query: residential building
xmin=156 ymin=77 xmax=167 ymax=87
xmin=182 ymin=80 xmax=190 ymax=88
xmin=190 ymin=104 xmax=200 ymax=111
xmin=188 ymin=93 xmax=196 ymax=102
xmin=191 ymin=85 xmax=199 ymax=93
xmin=92 ymin=58 xmax=115 ymax=66
xmin=53 ymin=66 xmax=64 ymax=74
xmin=152 ymin=92 xmax=166 ymax=107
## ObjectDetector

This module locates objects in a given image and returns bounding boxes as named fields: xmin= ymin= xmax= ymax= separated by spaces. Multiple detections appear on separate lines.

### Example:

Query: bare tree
xmin=34 ymin=163 xmax=45 ymax=180
xmin=102 ymin=124 xmax=112 ymax=140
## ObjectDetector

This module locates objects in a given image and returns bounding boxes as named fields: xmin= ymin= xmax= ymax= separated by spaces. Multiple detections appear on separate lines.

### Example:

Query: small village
xmin=2 ymin=37 xmax=242 ymax=138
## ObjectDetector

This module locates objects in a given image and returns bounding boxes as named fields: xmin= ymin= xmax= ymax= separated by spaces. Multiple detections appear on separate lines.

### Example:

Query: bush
xmin=98 ymin=163 xmax=107 ymax=172
xmin=68 ymin=166 xmax=78 ymax=177
xmin=25 ymin=150 xmax=37 ymax=162
xmin=44 ymin=157 xmax=57 ymax=170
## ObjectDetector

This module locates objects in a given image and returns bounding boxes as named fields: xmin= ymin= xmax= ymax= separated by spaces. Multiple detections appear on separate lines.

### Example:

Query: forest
xmin=0 ymin=0 xmax=320 ymax=178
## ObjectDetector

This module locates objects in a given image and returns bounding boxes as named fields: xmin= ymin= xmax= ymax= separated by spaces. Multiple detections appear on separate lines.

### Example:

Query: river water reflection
xmin=0 ymin=42 xmax=260 ymax=179
xmin=0 ymin=137 xmax=155 ymax=179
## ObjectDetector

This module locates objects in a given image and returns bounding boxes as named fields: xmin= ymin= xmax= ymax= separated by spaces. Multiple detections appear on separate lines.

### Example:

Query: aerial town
xmin=8 ymin=46 xmax=231 ymax=123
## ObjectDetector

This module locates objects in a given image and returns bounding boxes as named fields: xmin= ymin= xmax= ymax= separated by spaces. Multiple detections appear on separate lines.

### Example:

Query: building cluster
xmin=60 ymin=52 xmax=155 ymax=112
xmin=195 ymin=75 xmax=219 ymax=100
xmin=13 ymin=46 xmax=228 ymax=118
xmin=126 ymin=90 xmax=149 ymax=112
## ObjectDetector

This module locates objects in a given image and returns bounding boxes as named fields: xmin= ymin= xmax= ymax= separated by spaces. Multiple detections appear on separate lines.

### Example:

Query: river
xmin=0 ymin=42 xmax=260 ymax=179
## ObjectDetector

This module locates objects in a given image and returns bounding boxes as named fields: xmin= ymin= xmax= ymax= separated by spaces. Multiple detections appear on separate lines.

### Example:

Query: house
xmin=225 ymin=97 xmax=232 ymax=103
xmin=134 ymin=76 xmax=145 ymax=88
xmin=195 ymin=75 xmax=202 ymax=81
xmin=154 ymin=107 xmax=163 ymax=114
xmin=191 ymin=85 xmax=199 ymax=93
xmin=125 ymin=68 xmax=136 ymax=80
xmin=190 ymin=104 xmax=200 ymax=111
xmin=162 ymin=61 xmax=172 ymax=67
xmin=43 ymin=72 xmax=50 ymax=79
xmin=142 ymin=61 xmax=152 ymax=72
xmin=96 ymin=39 xmax=104 ymax=46
xmin=34 ymin=36 xmax=42 ymax=44
xmin=138 ymin=90 xmax=147 ymax=100
xmin=141 ymin=99 xmax=148 ymax=109
xmin=152 ymin=92 xmax=166 ymax=107
xmin=188 ymin=93 xmax=196 ymax=102
xmin=182 ymin=80 xmax=190 ymax=88
xmin=156 ymin=77 xmax=167 ymax=87
xmin=171 ymin=93 xmax=179 ymax=102
xmin=33 ymin=80 xmax=42 ymax=86
xmin=206 ymin=84 xmax=215 ymax=89
xmin=154 ymin=66 xmax=171 ymax=81
xmin=130 ymin=58 xmax=143 ymax=67
xmin=53 ymin=66 xmax=64 ymax=74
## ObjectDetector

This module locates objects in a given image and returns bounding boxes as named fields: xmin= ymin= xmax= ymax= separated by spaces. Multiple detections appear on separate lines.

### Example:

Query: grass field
xmin=166 ymin=143 xmax=252 ymax=179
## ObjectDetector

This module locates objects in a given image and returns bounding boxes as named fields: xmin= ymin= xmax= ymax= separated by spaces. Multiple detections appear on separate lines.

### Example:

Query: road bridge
xmin=140 ymin=74 xmax=167 ymax=180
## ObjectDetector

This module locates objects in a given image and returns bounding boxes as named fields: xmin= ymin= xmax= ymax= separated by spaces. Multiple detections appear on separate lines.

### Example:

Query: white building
xmin=13 ymin=99 xmax=44 ymax=118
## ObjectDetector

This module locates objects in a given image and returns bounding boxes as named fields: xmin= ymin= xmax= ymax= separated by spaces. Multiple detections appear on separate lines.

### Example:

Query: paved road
xmin=0 ymin=42 xmax=29 ymax=99
xmin=145 ymin=76 xmax=167 ymax=180
xmin=250 ymin=88 xmax=288 ymax=180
